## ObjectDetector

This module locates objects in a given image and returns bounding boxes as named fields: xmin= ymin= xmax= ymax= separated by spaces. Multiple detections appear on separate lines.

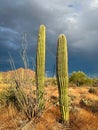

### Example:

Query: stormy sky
xmin=0 ymin=0 xmax=98 ymax=76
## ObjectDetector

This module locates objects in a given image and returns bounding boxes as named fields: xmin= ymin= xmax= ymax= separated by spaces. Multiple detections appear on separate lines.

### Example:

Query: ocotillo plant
xmin=36 ymin=25 xmax=46 ymax=112
xmin=56 ymin=34 xmax=69 ymax=124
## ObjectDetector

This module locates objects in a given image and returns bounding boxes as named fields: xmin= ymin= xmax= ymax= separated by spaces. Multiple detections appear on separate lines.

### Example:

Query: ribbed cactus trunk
xmin=56 ymin=34 xmax=69 ymax=124
xmin=36 ymin=25 xmax=46 ymax=112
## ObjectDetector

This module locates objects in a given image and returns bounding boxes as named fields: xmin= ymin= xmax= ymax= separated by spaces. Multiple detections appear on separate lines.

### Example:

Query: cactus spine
xmin=56 ymin=34 xmax=69 ymax=123
xmin=36 ymin=25 xmax=46 ymax=112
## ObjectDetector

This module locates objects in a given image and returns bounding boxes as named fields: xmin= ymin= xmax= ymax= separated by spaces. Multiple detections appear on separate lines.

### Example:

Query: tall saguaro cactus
xmin=56 ymin=34 xmax=69 ymax=123
xmin=36 ymin=25 xmax=46 ymax=112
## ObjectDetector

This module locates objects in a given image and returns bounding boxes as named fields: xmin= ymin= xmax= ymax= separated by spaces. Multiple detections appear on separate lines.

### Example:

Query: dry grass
xmin=0 ymin=104 xmax=27 ymax=130
xmin=0 ymin=83 xmax=98 ymax=130
xmin=70 ymin=108 xmax=98 ymax=130
xmin=0 ymin=83 xmax=10 ymax=92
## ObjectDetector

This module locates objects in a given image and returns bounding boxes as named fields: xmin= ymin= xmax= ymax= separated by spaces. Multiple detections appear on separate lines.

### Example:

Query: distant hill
xmin=0 ymin=68 xmax=35 ymax=82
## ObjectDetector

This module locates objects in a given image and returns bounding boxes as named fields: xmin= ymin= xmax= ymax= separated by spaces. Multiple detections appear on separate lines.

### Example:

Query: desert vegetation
xmin=0 ymin=25 xmax=98 ymax=130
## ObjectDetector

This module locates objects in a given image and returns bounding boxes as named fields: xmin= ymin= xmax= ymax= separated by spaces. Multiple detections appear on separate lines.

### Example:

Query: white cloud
xmin=90 ymin=0 xmax=98 ymax=9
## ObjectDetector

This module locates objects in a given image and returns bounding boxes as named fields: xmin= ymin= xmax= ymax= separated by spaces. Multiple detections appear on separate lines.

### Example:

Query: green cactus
xmin=36 ymin=25 xmax=46 ymax=112
xmin=56 ymin=34 xmax=69 ymax=124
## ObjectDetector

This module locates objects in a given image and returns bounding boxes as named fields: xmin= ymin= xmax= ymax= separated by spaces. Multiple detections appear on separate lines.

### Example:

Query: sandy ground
xmin=0 ymin=84 xmax=98 ymax=130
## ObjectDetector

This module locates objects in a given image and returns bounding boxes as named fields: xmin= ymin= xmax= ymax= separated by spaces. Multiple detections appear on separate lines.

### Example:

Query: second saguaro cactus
xmin=36 ymin=25 xmax=46 ymax=112
xmin=56 ymin=34 xmax=69 ymax=123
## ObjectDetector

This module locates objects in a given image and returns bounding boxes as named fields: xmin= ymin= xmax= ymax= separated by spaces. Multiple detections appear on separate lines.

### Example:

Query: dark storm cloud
xmin=0 ymin=0 xmax=98 ymax=75
xmin=1 ymin=0 xmax=98 ymax=49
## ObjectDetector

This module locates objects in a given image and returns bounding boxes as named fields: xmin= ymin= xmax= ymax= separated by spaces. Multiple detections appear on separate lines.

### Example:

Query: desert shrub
xmin=69 ymin=71 xmax=92 ymax=86
xmin=5 ymin=33 xmax=39 ymax=121
xmin=80 ymin=98 xmax=92 ymax=107
xmin=92 ymin=78 xmax=98 ymax=87
xmin=91 ymin=100 xmax=98 ymax=113
xmin=0 ymin=79 xmax=37 ymax=121
xmin=88 ymin=88 xmax=97 ymax=94
xmin=0 ymin=87 xmax=19 ymax=109
xmin=12 ymin=79 xmax=37 ymax=120
xmin=85 ymin=78 xmax=93 ymax=86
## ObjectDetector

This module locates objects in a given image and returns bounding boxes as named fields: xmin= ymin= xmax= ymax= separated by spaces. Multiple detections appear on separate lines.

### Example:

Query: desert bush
xmin=92 ymin=78 xmax=98 ymax=87
xmin=0 ymin=87 xmax=19 ymax=109
xmin=12 ymin=79 xmax=37 ymax=120
xmin=69 ymin=71 xmax=92 ymax=86
xmin=7 ymin=33 xmax=38 ymax=120
xmin=85 ymin=78 xmax=93 ymax=86
xmin=80 ymin=97 xmax=98 ymax=114
xmin=80 ymin=98 xmax=92 ymax=107
xmin=88 ymin=88 xmax=97 ymax=94
xmin=0 ymin=84 xmax=36 ymax=120
xmin=91 ymin=100 xmax=98 ymax=113
xmin=1 ymin=69 xmax=37 ymax=121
